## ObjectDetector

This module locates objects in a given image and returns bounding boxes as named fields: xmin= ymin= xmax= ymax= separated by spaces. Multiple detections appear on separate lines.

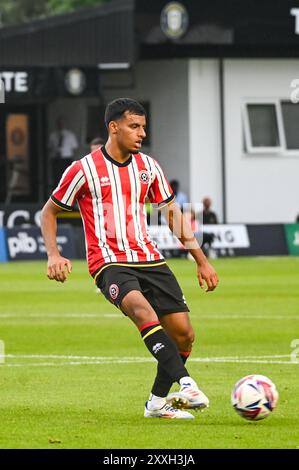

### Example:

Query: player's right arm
xmin=40 ymin=199 xmax=72 ymax=283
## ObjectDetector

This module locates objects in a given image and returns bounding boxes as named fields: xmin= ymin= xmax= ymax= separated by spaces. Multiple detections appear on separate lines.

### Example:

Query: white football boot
xmin=166 ymin=378 xmax=209 ymax=410
xmin=144 ymin=401 xmax=194 ymax=419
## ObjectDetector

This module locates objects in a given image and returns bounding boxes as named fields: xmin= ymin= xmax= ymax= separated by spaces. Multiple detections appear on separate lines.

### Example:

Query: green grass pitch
xmin=0 ymin=257 xmax=298 ymax=449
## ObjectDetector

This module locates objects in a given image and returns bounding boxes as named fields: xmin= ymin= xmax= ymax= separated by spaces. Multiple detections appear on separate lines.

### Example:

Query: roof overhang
xmin=136 ymin=0 xmax=299 ymax=59
xmin=0 ymin=0 xmax=135 ymax=67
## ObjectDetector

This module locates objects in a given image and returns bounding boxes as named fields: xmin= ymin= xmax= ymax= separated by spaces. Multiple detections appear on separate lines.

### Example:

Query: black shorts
xmin=96 ymin=263 xmax=190 ymax=317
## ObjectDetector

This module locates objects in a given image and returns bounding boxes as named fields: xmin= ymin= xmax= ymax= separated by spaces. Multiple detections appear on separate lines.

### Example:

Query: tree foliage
xmin=0 ymin=0 xmax=49 ymax=26
xmin=47 ymin=0 xmax=110 ymax=16
xmin=0 ymin=0 xmax=110 ymax=26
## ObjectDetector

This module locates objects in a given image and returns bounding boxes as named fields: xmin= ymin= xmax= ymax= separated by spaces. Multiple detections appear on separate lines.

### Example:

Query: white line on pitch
xmin=2 ymin=359 xmax=298 ymax=367
xmin=4 ymin=354 xmax=150 ymax=360
xmin=0 ymin=313 xmax=119 ymax=318
xmin=0 ymin=313 xmax=298 ymax=321
xmin=2 ymin=354 xmax=292 ymax=360
xmin=0 ymin=354 xmax=298 ymax=368
xmin=200 ymin=315 xmax=299 ymax=320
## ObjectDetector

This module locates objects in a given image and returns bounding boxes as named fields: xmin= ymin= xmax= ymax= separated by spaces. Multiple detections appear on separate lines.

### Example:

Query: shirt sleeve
xmin=51 ymin=160 xmax=86 ymax=211
xmin=147 ymin=158 xmax=175 ymax=208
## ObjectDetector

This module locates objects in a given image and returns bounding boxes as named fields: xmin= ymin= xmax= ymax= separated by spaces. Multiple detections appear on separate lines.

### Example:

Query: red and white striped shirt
xmin=51 ymin=146 xmax=174 ymax=280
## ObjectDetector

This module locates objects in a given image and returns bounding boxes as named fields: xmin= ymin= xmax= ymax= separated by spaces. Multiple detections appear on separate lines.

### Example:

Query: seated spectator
xmin=202 ymin=197 xmax=218 ymax=224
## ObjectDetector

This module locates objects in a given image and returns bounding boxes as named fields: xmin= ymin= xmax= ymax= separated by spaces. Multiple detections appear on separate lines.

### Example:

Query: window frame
xmin=280 ymin=100 xmax=299 ymax=155
xmin=242 ymin=99 xmax=286 ymax=154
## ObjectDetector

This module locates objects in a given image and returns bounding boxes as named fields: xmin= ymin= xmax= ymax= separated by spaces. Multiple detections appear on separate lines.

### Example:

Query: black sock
xmin=139 ymin=321 xmax=189 ymax=383
xmin=151 ymin=351 xmax=191 ymax=397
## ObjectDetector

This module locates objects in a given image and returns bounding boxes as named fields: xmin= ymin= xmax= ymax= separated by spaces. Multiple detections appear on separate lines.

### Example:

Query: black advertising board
xmin=202 ymin=224 xmax=288 ymax=256
xmin=233 ymin=224 xmax=288 ymax=256
xmin=0 ymin=67 xmax=100 ymax=103
xmin=0 ymin=204 xmax=42 ymax=228
xmin=150 ymin=223 xmax=288 ymax=257
xmin=5 ymin=226 xmax=75 ymax=261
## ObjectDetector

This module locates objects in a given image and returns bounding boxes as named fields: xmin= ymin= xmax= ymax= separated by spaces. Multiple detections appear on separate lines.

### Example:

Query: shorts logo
xmin=139 ymin=170 xmax=150 ymax=184
xmin=109 ymin=284 xmax=119 ymax=300
xmin=152 ymin=343 xmax=165 ymax=354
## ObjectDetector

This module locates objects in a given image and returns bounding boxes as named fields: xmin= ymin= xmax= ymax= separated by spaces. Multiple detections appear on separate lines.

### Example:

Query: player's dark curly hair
xmin=104 ymin=98 xmax=146 ymax=128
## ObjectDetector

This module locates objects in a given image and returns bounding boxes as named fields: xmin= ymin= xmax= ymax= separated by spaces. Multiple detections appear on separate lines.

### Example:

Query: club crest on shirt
xmin=139 ymin=170 xmax=150 ymax=184
xmin=109 ymin=284 xmax=119 ymax=300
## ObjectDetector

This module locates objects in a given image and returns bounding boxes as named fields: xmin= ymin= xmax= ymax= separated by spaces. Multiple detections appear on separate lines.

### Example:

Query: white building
xmin=1 ymin=0 xmax=299 ymax=224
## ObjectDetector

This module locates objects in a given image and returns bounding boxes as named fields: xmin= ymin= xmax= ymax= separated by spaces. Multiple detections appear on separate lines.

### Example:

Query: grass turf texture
xmin=0 ymin=257 xmax=298 ymax=449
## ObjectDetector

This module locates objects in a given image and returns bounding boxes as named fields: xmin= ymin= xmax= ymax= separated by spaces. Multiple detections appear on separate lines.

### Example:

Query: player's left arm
xmin=41 ymin=199 xmax=72 ymax=283
xmin=161 ymin=201 xmax=219 ymax=292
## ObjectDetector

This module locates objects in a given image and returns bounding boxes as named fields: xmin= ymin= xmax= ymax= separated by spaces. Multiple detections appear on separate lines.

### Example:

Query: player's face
xmin=115 ymin=112 xmax=146 ymax=154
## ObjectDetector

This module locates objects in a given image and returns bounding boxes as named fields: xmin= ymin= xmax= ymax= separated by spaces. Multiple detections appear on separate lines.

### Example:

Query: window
xmin=281 ymin=101 xmax=299 ymax=150
xmin=243 ymin=100 xmax=299 ymax=155
xmin=243 ymin=101 xmax=284 ymax=153
xmin=247 ymin=104 xmax=279 ymax=147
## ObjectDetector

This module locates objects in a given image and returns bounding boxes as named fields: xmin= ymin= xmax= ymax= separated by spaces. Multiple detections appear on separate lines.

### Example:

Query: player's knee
xmin=133 ymin=305 xmax=156 ymax=324
xmin=185 ymin=328 xmax=195 ymax=348
xmin=176 ymin=328 xmax=195 ymax=350
xmin=121 ymin=291 xmax=157 ymax=326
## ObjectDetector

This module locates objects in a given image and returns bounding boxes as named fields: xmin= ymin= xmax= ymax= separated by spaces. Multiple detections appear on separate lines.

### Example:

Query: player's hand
xmin=197 ymin=261 xmax=218 ymax=292
xmin=47 ymin=255 xmax=72 ymax=283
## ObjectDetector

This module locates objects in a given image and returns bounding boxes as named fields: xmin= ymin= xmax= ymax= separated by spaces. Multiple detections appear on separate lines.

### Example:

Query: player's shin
xmin=139 ymin=321 xmax=190 ymax=384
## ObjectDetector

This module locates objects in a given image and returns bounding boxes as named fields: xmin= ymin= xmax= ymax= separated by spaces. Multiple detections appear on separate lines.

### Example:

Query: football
xmin=231 ymin=374 xmax=279 ymax=420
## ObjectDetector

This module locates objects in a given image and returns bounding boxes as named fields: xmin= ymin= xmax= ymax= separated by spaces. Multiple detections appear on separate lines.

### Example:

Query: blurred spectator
xmin=181 ymin=207 xmax=214 ymax=258
xmin=49 ymin=115 xmax=78 ymax=186
xmin=90 ymin=136 xmax=105 ymax=152
xmin=184 ymin=207 xmax=199 ymax=232
xmin=202 ymin=197 xmax=218 ymax=224
xmin=170 ymin=179 xmax=188 ymax=209
xmin=296 ymin=213 xmax=299 ymax=223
